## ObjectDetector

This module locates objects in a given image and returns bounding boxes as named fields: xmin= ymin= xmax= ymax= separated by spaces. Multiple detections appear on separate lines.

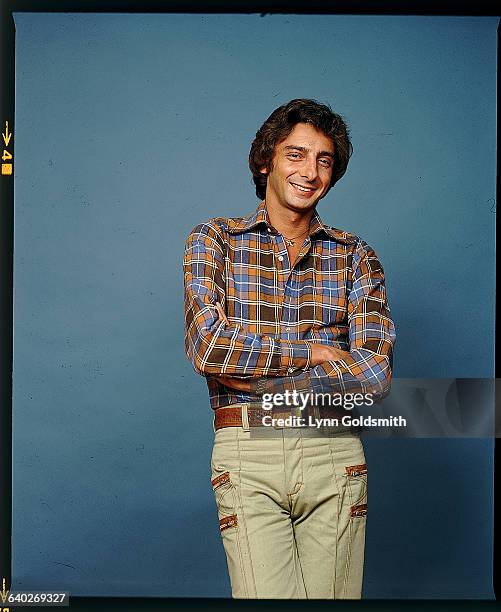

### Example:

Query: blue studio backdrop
xmin=12 ymin=13 xmax=496 ymax=598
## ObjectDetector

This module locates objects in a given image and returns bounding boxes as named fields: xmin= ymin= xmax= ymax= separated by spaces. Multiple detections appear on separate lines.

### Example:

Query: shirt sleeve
xmin=183 ymin=222 xmax=312 ymax=377
xmin=251 ymin=241 xmax=396 ymax=399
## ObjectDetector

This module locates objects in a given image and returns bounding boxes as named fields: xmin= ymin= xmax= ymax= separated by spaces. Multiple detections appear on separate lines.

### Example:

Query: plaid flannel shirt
xmin=183 ymin=200 xmax=396 ymax=410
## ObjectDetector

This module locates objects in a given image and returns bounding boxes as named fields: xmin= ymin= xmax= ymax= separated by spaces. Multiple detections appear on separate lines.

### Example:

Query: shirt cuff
xmin=279 ymin=340 xmax=311 ymax=374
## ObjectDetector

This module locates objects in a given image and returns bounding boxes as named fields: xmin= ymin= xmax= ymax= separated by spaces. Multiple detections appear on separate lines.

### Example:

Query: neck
xmin=264 ymin=200 xmax=315 ymax=238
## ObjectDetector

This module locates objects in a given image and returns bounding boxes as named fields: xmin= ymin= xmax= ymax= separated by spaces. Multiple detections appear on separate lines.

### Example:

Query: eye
xmin=319 ymin=158 xmax=332 ymax=167
xmin=287 ymin=152 xmax=302 ymax=160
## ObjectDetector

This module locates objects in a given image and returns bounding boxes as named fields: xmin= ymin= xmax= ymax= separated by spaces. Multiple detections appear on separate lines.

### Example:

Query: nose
xmin=299 ymin=156 xmax=318 ymax=181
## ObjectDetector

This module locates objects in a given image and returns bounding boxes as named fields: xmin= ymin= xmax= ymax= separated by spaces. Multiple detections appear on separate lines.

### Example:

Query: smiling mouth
xmin=290 ymin=182 xmax=316 ymax=195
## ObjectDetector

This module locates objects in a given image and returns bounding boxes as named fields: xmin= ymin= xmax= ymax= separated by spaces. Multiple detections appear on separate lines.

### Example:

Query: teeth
xmin=292 ymin=183 xmax=314 ymax=192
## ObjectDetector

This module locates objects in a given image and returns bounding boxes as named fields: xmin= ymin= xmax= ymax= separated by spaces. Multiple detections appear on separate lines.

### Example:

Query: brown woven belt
xmin=213 ymin=403 xmax=347 ymax=431
xmin=214 ymin=405 xmax=267 ymax=430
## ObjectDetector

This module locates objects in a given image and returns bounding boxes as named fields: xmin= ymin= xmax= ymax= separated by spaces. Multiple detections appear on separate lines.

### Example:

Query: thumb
xmin=215 ymin=302 xmax=229 ymax=324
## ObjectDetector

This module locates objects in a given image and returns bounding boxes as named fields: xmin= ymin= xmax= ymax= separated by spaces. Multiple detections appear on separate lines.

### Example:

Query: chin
xmin=287 ymin=197 xmax=319 ymax=210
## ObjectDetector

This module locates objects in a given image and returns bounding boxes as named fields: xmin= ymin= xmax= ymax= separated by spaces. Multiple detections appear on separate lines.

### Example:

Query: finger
xmin=215 ymin=302 xmax=223 ymax=317
xmin=215 ymin=302 xmax=229 ymax=324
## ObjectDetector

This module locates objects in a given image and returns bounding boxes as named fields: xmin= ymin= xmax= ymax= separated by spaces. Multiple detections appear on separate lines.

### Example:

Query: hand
xmin=214 ymin=302 xmax=347 ymax=381
xmin=309 ymin=343 xmax=351 ymax=366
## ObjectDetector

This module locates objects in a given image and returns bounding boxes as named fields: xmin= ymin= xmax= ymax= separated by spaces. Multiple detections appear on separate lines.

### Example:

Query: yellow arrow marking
xmin=0 ymin=577 xmax=8 ymax=603
xmin=2 ymin=122 xmax=12 ymax=147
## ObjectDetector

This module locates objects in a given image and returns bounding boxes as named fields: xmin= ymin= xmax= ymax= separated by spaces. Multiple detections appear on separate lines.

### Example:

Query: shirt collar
xmin=226 ymin=200 xmax=357 ymax=245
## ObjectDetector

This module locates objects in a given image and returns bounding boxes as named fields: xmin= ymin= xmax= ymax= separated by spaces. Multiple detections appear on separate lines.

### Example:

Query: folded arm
xmin=225 ymin=242 xmax=396 ymax=399
xmin=183 ymin=222 xmax=313 ymax=377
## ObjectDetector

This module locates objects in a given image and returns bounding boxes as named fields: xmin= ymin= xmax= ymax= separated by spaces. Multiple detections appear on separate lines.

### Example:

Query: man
xmin=183 ymin=99 xmax=396 ymax=599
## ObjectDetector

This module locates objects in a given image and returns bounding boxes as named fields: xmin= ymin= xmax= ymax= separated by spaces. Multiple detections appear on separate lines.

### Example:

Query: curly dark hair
xmin=249 ymin=98 xmax=353 ymax=200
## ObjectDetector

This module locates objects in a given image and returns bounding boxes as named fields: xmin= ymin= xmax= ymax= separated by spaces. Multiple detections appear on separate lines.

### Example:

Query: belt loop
xmin=241 ymin=403 xmax=250 ymax=432
xmin=212 ymin=412 xmax=216 ymax=433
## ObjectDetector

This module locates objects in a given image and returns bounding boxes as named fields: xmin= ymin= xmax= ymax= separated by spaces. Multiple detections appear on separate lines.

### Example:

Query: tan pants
xmin=210 ymin=410 xmax=368 ymax=599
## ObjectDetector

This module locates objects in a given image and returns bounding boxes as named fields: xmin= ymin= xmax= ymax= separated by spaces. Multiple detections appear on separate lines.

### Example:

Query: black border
xmin=1 ymin=2 xmax=499 ymax=610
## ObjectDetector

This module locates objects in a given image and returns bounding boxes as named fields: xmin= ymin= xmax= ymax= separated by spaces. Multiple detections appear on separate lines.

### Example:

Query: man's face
xmin=261 ymin=122 xmax=335 ymax=214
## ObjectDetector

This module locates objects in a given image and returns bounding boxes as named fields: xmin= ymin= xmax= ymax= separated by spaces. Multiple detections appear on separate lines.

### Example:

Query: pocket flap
xmin=211 ymin=471 xmax=231 ymax=489
xmin=345 ymin=464 xmax=367 ymax=477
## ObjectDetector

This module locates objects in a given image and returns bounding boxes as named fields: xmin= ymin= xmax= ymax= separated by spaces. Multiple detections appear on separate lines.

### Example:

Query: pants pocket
xmin=345 ymin=463 xmax=368 ymax=517
xmin=345 ymin=463 xmax=367 ymax=519
xmin=334 ymin=461 xmax=367 ymax=598
xmin=211 ymin=470 xmax=238 ymax=532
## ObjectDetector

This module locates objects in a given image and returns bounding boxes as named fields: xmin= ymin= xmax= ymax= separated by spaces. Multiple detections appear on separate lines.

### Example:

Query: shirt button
xmin=287 ymin=367 xmax=295 ymax=374
xmin=278 ymin=255 xmax=284 ymax=261
xmin=267 ymin=227 xmax=271 ymax=232
xmin=285 ymin=327 xmax=291 ymax=332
